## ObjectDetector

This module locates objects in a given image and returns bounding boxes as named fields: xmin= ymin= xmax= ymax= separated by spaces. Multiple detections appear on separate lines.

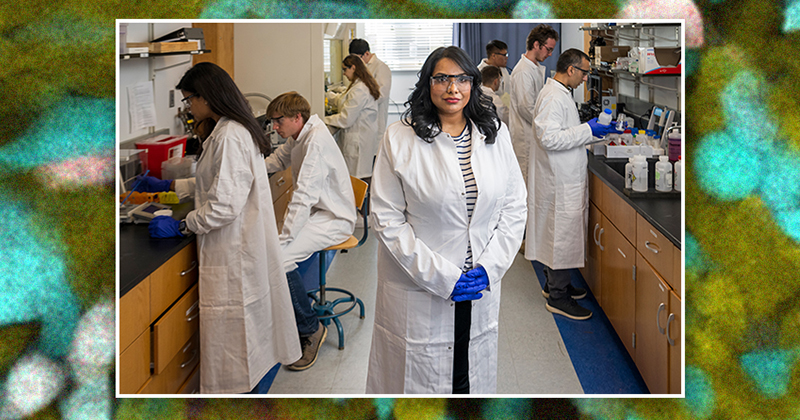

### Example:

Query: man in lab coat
xmin=264 ymin=92 xmax=357 ymax=370
xmin=480 ymin=66 xmax=508 ymax=126
xmin=476 ymin=40 xmax=511 ymax=99
xmin=525 ymin=49 xmax=621 ymax=320
xmin=349 ymin=39 xmax=392 ymax=143
xmin=508 ymin=24 xmax=559 ymax=185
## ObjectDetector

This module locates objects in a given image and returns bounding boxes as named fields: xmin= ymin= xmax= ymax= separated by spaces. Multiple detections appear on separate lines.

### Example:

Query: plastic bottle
xmin=674 ymin=158 xmax=682 ymax=192
xmin=655 ymin=156 xmax=673 ymax=192
xmin=625 ymin=157 xmax=634 ymax=189
xmin=668 ymin=129 xmax=682 ymax=162
xmin=621 ymin=129 xmax=633 ymax=146
xmin=632 ymin=155 xmax=648 ymax=192
xmin=615 ymin=113 xmax=627 ymax=131
xmin=598 ymin=108 xmax=613 ymax=125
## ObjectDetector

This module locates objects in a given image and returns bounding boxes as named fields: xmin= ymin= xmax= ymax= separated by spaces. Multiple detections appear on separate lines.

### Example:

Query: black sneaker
xmin=286 ymin=323 xmax=327 ymax=371
xmin=546 ymin=297 xmax=592 ymax=320
xmin=542 ymin=283 xmax=587 ymax=300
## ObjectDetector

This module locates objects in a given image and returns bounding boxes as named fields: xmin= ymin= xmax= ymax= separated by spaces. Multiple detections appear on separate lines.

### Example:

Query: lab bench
xmin=584 ymin=151 xmax=682 ymax=395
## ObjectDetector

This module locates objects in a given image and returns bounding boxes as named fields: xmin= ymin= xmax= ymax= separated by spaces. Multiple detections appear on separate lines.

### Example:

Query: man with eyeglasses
xmin=263 ymin=92 xmax=357 ymax=371
xmin=525 ymin=49 xmax=622 ymax=321
xmin=509 ymin=24 xmax=559 ymax=186
xmin=477 ymin=40 xmax=511 ymax=99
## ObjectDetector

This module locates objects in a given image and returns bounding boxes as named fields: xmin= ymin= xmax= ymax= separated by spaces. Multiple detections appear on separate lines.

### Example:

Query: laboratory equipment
xmin=666 ymin=126 xmax=682 ymax=162
xmin=135 ymin=135 xmax=188 ymax=179
xmin=632 ymin=155 xmax=648 ymax=192
xmin=131 ymin=202 xmax=172 ymax=222
xmin=674 ymin=158 xmax=682 ymax=192
xmin=655 ymin=156 xmax=673 ymax=192
xmin=598 ymin=108 xmax=613 ymax=125
xmin=616 ymin=113 xmax=627 ymax=132
xmin=625 ymin=157 xmax=634 ymax=189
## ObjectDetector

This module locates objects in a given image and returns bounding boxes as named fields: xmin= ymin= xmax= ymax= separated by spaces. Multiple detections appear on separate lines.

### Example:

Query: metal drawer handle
xmin=186 ymin=301 xmax=199 ymax=322
xmin=667 ymin=313 xmax=676 ymax=346
xmin=181 ymin=261 xmax=198 ymax=276
xmin=598 ymin=228 xmax=605 ymax=251
xmin=645 ymin=241 xmax=660 ymax=254
xmin=593 ymin=223 xmax=600 ymax=245
xmin=275 ymin=177 xmax=286 ymax=187
xmin=617 ymin=248 xmax=626 ymax=259
xmin=657 ymin=303 xmax=666 ymax=334
xmin=181 ymin=349 xmax=198 ymax=369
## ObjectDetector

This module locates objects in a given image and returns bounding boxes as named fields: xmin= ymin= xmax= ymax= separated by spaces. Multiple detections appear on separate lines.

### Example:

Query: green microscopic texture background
xmin=1 ymin=0 xmax=799 ymax=418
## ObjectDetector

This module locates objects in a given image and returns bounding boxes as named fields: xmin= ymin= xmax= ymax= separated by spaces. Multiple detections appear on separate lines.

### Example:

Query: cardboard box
xmin=126 ymin=41 xmax=199 ymax=54
xmin=595 ymin=46 xmax=631 ymax=65
xmin=638 ymin=47 xmax=681 ymax=75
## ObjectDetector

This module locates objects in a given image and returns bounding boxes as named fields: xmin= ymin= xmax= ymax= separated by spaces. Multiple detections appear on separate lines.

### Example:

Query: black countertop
xmin=119 ymin=200 xmax=196 ymax=297
xmin=587 ymin=152 xmax=682 ymax=249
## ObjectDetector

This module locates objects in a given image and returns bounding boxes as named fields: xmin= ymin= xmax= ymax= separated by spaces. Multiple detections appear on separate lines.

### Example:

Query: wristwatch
xmin=178 ymin=219 xmax=191 ymax=236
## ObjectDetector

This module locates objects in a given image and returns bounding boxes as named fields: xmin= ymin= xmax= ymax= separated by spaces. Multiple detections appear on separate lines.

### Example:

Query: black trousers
xmin=452 ymin=300 xmax=471 ymax=394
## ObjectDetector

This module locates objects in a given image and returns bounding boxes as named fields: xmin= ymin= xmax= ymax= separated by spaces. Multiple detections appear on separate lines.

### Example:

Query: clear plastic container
xmin=655 ymin=156 xmax=673 ymax=192
xmin=615 ymin=113 xmax=627 ymax=131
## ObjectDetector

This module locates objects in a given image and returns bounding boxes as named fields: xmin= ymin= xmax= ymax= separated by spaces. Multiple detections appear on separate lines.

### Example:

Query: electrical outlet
xmin=169 ymin=90 xmax=174 ymax=108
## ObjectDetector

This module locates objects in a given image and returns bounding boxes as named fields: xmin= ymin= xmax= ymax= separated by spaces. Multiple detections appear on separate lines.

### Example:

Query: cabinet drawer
xmin=141 ymin=331 xmax=200 ymax=394
xmin=636 ymin=213 xmax=674 ymax=287
xmin=178 ymin=365 xmax=201 ymax=394
xmin=150 ymin=243 xmax=198 ymax=323
xmin=119 ymin=329 xmax=150 ymax=394
xmin=269 ymin=166 xmax=293 ymax=201
xmin=120 ymin=275 xmax=150 ymax=352
xmin=153 ymin=284 xmax=199 ymax=375
xmin=602 ymin=183 xmax=636 ymax=243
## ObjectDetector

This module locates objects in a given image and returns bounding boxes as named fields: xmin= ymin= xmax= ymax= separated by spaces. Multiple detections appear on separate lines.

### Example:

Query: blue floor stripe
xmin=531 ymin=261 xmax=649 ymax=394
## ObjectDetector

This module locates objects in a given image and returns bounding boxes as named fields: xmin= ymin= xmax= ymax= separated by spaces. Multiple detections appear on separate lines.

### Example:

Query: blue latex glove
xmin=587 ymin=117 xmax=623 ymax=138
xmin=149 ymin=216 xmax=183 ymax=238
xmin=451 ymin=266 xmax=489 ymax=302
xmin=133 ymin=175 xmax=172 ymax=192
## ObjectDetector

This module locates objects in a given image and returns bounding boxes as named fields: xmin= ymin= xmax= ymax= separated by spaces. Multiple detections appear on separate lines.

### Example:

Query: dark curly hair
xmin=402 ymin=46 xmax=499 ymax=144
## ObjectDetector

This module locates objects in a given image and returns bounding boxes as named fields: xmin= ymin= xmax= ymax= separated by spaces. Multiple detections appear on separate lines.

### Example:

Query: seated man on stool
xmin=265 ymin=92 xmax=357 ymax=370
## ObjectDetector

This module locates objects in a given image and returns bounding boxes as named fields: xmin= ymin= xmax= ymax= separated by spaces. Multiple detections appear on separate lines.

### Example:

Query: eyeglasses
xmin=571 ymin=65 xmax=590 ymax=76
xmin=541 ymin=45 xmax=554 ymax=53
xmin=181 ymin=93 xmax=197 ymax=106
xmin=493 ymin=52 xmax=508 ymax=57
xmin=269 ymin=116 xmax=286 ymax=125
xmin=430 ymin=74 xmax=474 ymax=89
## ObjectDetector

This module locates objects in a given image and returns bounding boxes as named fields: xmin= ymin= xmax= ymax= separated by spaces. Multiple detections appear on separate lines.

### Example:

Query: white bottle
xmin=625 ymin=157 xmax=634 ymax=189
xmin=598 ymin=108 xmax=613 ymax=125
xmin=655 ymin=156 xmax=673 ymax=192
xmin=632 ymin=155 xmax=648 ymax=192
xmin=674 ymin=159 xmax=682 ymax=192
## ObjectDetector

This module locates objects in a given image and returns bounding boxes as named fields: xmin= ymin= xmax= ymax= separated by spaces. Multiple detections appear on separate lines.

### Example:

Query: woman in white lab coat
xmin=366 ymin=46 xmax=527 ymax=394
xmin=156 ymin=62 xmax=301 ymax=394
xmin=324 ymin=54 xmax=380 ymax=179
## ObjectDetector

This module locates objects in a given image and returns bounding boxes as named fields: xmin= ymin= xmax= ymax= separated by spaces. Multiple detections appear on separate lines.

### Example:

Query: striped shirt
xmin=453 ymin=124 xmax=477 ymax=272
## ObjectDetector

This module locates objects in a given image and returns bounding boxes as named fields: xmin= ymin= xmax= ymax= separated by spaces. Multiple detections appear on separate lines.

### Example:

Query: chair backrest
xmin=350 ymin=176 xmax=368 ymax=211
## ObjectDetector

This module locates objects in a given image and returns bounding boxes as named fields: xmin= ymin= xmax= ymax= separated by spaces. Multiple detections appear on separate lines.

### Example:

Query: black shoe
xmin=546 ymin=297 xmax=592 ymax=320
xmin=542 ymin=283 xmax=587 ymax=300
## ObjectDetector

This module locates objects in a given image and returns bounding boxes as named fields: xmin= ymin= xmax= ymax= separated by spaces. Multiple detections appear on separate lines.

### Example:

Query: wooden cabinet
xmin=587 ymin=170 xmax=682 ymax=394
xmin=599 ymin=213 xmax=636 ymax=359
xmin=270 ymin=166 xmax=293 ymax=231
xmin=119 ymin=242 xmax=199 ymax=394
xmin=634 ymin=252 xmax=671 ymax=394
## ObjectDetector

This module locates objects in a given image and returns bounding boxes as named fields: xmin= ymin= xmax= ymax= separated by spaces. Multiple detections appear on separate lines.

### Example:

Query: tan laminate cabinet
xmin=119 ymin=242 xmax=199 ymax=394
xmin=599 ymin=212 xmax=637 ymax=359
xmin=634 ymin=253 xmax=671 ymax=395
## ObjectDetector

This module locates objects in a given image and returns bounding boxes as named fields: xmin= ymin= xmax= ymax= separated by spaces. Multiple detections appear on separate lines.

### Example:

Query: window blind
xmin=364 ymin=22 xmax=454 ymax=71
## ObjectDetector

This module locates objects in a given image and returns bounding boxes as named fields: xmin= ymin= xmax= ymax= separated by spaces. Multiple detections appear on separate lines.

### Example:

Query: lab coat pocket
xmin=198 ymin=266 xmax=229 ymax=307
xmin=557 ymin=182 xmax=586 ymax=212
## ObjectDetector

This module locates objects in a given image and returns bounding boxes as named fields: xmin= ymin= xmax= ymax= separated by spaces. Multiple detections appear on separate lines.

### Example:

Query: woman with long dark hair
xmin=148 ymin=62 xmax=301 ymax=394
xmin=324 ymin=54 xmax=380 ymax=180
xmin=366 ymin=46 xmax=527 ymax=394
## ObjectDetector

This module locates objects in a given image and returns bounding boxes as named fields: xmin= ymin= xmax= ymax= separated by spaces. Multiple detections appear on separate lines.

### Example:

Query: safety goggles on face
xmin=493 ymin=52 xmax=508 ymax=57
xmin=181 ymin=93 xmax=197 ymax=106
xmin=571 ymin=65 xmax=590 ymax=76
xmin=269 ymin=115 xmax=286 ymax=126
xmin=430 ymin=74 xmax=474 ymax=89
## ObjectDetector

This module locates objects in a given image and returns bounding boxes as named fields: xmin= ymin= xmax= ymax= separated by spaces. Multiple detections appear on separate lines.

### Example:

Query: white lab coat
xmin=325 ymin=80 xmax=379 ymax=179
xmin=174 ymin=117 xmax=301 ymax=394
xmin=508 ymin=54 xmax=546 ymax=185
xmin=366 ymin=55 xmax=392 ymax=141
xmin=477 ymin=59 xmax=511 ymax=99
xmin=264 ymin=114 xmax=356 ymax=272
xmin=524 ymin=78 xmax=595 ymax=270
xmin=481 ymin=85 xmax=508 ymax=127
xmin=366 ymin=119 xmax=527 ymax=394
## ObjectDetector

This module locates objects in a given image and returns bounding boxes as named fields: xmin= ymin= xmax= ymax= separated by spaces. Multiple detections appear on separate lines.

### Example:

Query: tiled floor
xmin=268 ymin=230 xmax=584 ymax=395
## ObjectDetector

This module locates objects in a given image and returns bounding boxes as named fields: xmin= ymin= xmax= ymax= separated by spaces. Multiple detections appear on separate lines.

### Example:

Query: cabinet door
xmin=153 ymin=284 xmax=200 ymax=375
xmin=636 ymin=214 xmax=674 ymax=289
xmin=119 ymin=330 xmax=151 ymax=394
xmin=600 ymin=214 xmax=636 ymax=359
xmin=150 ymin=243 xmax=198 ymax=323
xmin=120 ymin=276 xmax=150 ymax=352
xmin=668 ymin=290 xmax=682 ymax=394
xmin=635 ymin=252 xmax=670 ymax=395
xmin=673 ymin=244 xmax=682 ymax=298
xmin=584 ymin=202 xmax=602 ymax=301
